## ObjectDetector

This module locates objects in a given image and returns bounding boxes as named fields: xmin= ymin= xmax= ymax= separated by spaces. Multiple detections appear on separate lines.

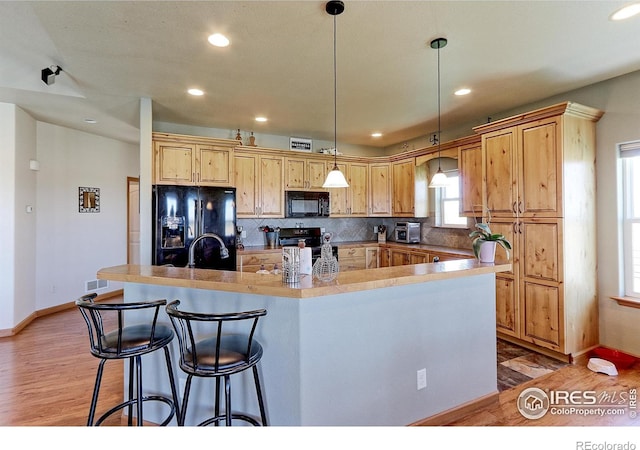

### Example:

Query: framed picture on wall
xmin=79 ymin=187 xmax=100 ymax=213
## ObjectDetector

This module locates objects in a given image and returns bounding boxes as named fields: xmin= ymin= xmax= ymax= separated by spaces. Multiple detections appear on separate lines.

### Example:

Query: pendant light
xmin=429 ymin=37 xmax=448 ymax=189
xmin=322 ymin=0 xmax=349 ymax=189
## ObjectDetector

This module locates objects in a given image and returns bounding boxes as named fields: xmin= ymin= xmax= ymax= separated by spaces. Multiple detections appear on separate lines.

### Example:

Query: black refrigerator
xmin=152 ymin=185 xmax=236 ymax=270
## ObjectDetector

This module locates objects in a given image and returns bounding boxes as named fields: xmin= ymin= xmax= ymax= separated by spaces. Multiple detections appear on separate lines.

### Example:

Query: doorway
xmin=127 ymin=177 xmax=140 ymax=264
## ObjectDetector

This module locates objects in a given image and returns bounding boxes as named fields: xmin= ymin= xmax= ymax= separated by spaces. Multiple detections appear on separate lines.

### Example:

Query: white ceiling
xmin=1 ymin=1 xmax=639 ymax=148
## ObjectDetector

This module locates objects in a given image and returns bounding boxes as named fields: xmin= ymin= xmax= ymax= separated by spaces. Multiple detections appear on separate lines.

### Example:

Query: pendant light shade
xmin=429 ymin=168 xmax=448 ymax=188
xmin=429 ymin=37 xmax=448 ymax=189
xmin=322 ymin=1 xmax=349 ymax=189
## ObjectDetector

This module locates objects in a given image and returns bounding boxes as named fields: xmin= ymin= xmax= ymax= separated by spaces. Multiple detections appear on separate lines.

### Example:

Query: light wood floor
xmin=1 ymin=298 xmax=639 ymax=426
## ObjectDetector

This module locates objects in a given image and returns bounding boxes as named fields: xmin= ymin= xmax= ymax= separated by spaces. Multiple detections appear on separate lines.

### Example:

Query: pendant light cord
xmin=436 ymin=41 xmax=442 ymax=172
xmin=333 ymin=12 xmax=338 ymax=170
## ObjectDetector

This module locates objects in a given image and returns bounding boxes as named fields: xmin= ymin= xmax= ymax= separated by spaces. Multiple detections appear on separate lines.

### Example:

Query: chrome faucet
xmin=188 ymin=233 xmax=229 ymax=268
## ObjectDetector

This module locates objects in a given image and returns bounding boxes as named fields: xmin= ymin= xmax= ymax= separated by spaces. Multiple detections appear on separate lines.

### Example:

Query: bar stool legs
xmin=87 ymin=346 xmax=180 ymax=426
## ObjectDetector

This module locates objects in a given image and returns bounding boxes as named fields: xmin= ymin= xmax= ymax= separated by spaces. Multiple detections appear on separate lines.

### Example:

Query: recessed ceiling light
xmin=188 ymin=88 xmax=204 ymax=96
xmin=455 ymin=88 xmax=471 ymax=96
xmin=371 ymin=132 xmax=382 ymax=138
xmin=611 ymin=3 xmax=640 ymax=20
xmin=255 ymin=117 xmax=268 ymax=122
xmin=84 ymin=118 xmax=97 ymax=124
xmin=208 ymin=33 xmax=230 ymax=47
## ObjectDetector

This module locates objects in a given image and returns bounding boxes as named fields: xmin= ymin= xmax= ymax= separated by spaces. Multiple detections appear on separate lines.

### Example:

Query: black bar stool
xmin=165 ymin=300 xmax=268 ymax=426
xmin=76 ymin=293 xmax=180 ymax=426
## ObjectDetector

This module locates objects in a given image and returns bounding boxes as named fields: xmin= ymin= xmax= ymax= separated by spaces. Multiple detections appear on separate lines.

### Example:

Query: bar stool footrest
xmin=94 ymin=395 xmax=177 ymax=426
xmin=198 ymin=412 xmax=263 ymax=427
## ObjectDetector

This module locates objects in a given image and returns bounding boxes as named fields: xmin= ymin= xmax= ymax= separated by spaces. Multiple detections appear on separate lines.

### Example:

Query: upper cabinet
xmin=391 ymin=158 xmax=416 ymax=217
xmin=327 ymin=160 xmax=369 ymax=217
xmin=368 ymin=162 xmax=392 ymax=217
xmin=458 ymin=141 xmax=483 ymax=217
xmin=234 ymin=148 xmax=284 ymax=218
xmin=481 ymin=116 xmax=562 ymax=218
xmin=284 ymin=155 xmax=328 ymax=191
xmin=152 ymin=133 xmax=235 ymax=186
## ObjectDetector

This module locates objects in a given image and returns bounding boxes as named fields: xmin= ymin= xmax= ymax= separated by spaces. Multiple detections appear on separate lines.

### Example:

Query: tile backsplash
xmin=237 ymin=217 xmax=473 ymax=250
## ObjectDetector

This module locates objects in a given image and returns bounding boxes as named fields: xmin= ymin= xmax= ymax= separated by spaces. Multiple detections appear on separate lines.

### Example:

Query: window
xmin=434 ymin=169 xmax=468 ymax=228
xmin=621 ymin=141 xmax=640 ymax=299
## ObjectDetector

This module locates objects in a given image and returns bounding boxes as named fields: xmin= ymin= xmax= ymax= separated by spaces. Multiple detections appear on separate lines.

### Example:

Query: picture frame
xmin=290 ymin=137 xmax=312 ymax=152
xmin=79 ymin=187 xmax=100 ymax=213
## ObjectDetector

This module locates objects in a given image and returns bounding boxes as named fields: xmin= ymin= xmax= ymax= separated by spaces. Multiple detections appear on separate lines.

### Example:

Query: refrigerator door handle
xmin=194 ymin=199 xmax=201 ymax=237
xmin=199 ymin=200 xmax=205 ymax=235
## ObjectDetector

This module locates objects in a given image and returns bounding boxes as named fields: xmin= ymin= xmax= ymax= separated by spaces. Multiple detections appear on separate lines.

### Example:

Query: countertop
xmin=98 ymin=259 xmax=510 ymax=299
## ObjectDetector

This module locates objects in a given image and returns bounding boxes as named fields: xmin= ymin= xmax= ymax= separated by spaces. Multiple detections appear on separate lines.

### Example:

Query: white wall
xmin=0 ymin=103 xmax=18 ymax=329
xmin=34 ymin=122 xmax=139 ymax=310
xmin=0 ymin=103 xmax=37 ymax=330
xmin=13 ymin=107 xmax=38 ymax=324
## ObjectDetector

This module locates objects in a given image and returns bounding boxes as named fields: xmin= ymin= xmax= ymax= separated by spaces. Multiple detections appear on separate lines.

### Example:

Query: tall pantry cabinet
xmin=473 ymin=102 xmax=604 ymax=361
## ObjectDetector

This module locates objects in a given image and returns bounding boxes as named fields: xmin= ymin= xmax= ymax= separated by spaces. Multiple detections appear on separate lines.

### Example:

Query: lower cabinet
xmin=237 ymin=252 xmax=281 ymax=273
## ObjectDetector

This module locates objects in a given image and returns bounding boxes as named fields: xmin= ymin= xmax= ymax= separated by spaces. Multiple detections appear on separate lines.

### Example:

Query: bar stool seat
xmin=76 ymin=293 xmax=180 ymax=426
xmin=165 ymin=300 xmax=268 ymax=426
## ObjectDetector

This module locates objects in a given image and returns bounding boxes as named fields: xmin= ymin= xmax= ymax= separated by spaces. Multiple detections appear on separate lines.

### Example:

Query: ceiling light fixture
xmin=255 ymin=116 xmax=268 ymax=122
xmin=455 ymin=88 xmax=471 ymax=96
xmin=188 ymin=88 xmax=204 ymax=96
xmin=371 ymin=132 xmax=382 ymax=138
xmin=322 ymin=0 xmax=349 ymax=189
xmin=41 ymin=65 xmax=61 ymax=86
xmin=208 ymin=33 xmax=230 ymax=47
xmin=429 ymin=37 xmax=448 ymax=189
xmin=611 ymin=3 xmax=640 ymax=20
xmin=84 ymin=118 xmax=97 ymax=124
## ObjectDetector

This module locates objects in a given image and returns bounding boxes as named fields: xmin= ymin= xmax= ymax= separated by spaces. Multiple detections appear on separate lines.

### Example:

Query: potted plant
xmin=469 ymin=222 xmax=511 ymax=263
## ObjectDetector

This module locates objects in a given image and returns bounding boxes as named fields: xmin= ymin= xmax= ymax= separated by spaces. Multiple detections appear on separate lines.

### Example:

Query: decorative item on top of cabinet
xmin=152 ymin=133 xmax=235 ymax=186
xmin=473 ymin=101 xmax=604 ymax=359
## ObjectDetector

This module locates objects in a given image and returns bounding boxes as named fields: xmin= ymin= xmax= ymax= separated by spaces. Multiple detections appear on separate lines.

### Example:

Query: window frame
xmin=620 ymin=141 xmax=640 ymax=300
xmin=433 ymin=169 xmax=469 ymax=229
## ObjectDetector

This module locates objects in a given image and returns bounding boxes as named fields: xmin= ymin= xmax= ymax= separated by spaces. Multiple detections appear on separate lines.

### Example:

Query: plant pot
xmin=478 ymin=241 xmax=497 ymax=263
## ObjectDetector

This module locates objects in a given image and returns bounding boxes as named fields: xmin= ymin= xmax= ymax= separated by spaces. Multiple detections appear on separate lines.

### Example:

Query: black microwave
xmin=285 ymin=191 xmax=330 ymax=218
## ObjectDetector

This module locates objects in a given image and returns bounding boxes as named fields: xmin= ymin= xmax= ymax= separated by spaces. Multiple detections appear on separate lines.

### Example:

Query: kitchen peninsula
xmin=98 ymin=259 xmax=510 ymax=426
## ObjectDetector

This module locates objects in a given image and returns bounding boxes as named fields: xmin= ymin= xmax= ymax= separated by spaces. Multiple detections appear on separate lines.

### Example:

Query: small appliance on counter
xmin=394 ymin=222 xmax=421 ymax=243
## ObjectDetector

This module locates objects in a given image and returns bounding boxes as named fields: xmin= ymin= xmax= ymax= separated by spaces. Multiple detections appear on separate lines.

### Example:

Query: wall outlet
xmin=241 ymin=230 xmax=247 ymax=238
xmin=373 ymin=226 xmax=378 ymax=233
xmin=417 ymin=368 xmax=427 ymax=390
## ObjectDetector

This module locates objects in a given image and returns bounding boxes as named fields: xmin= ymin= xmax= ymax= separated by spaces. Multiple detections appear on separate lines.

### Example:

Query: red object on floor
xmin=590 ymin=347 xmax=637 ymax=369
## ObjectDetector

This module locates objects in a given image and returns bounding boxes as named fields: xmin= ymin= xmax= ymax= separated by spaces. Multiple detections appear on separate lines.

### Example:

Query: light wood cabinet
xmin=284 ymin=156 xmax=328 ymax=191
xmin=368 ymin=162 xmax=392 ymax=217
xmin=458 ymin=142 xmax=483 ymax=216
xmin=379 ymin=247 xmax=390 ymax=268
xmin=327 ymin=161 xmax=368 ymax=217
xmin=338 ymin=247 xmax=366 ymax=271
xmin=237 ymin=252 xmax=281 ymax=273
xmin=365 ymin=247 xmax=379 ymax=269
xmin=474 ymin=102 xmax=603 ymax=359
xmin=234 ymin=149 xmax=284 ymax=218
xmin=153 ymin=133 xmax=235 ymax=186
xmin=391 ymin=158 xmax=416 ymax=217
